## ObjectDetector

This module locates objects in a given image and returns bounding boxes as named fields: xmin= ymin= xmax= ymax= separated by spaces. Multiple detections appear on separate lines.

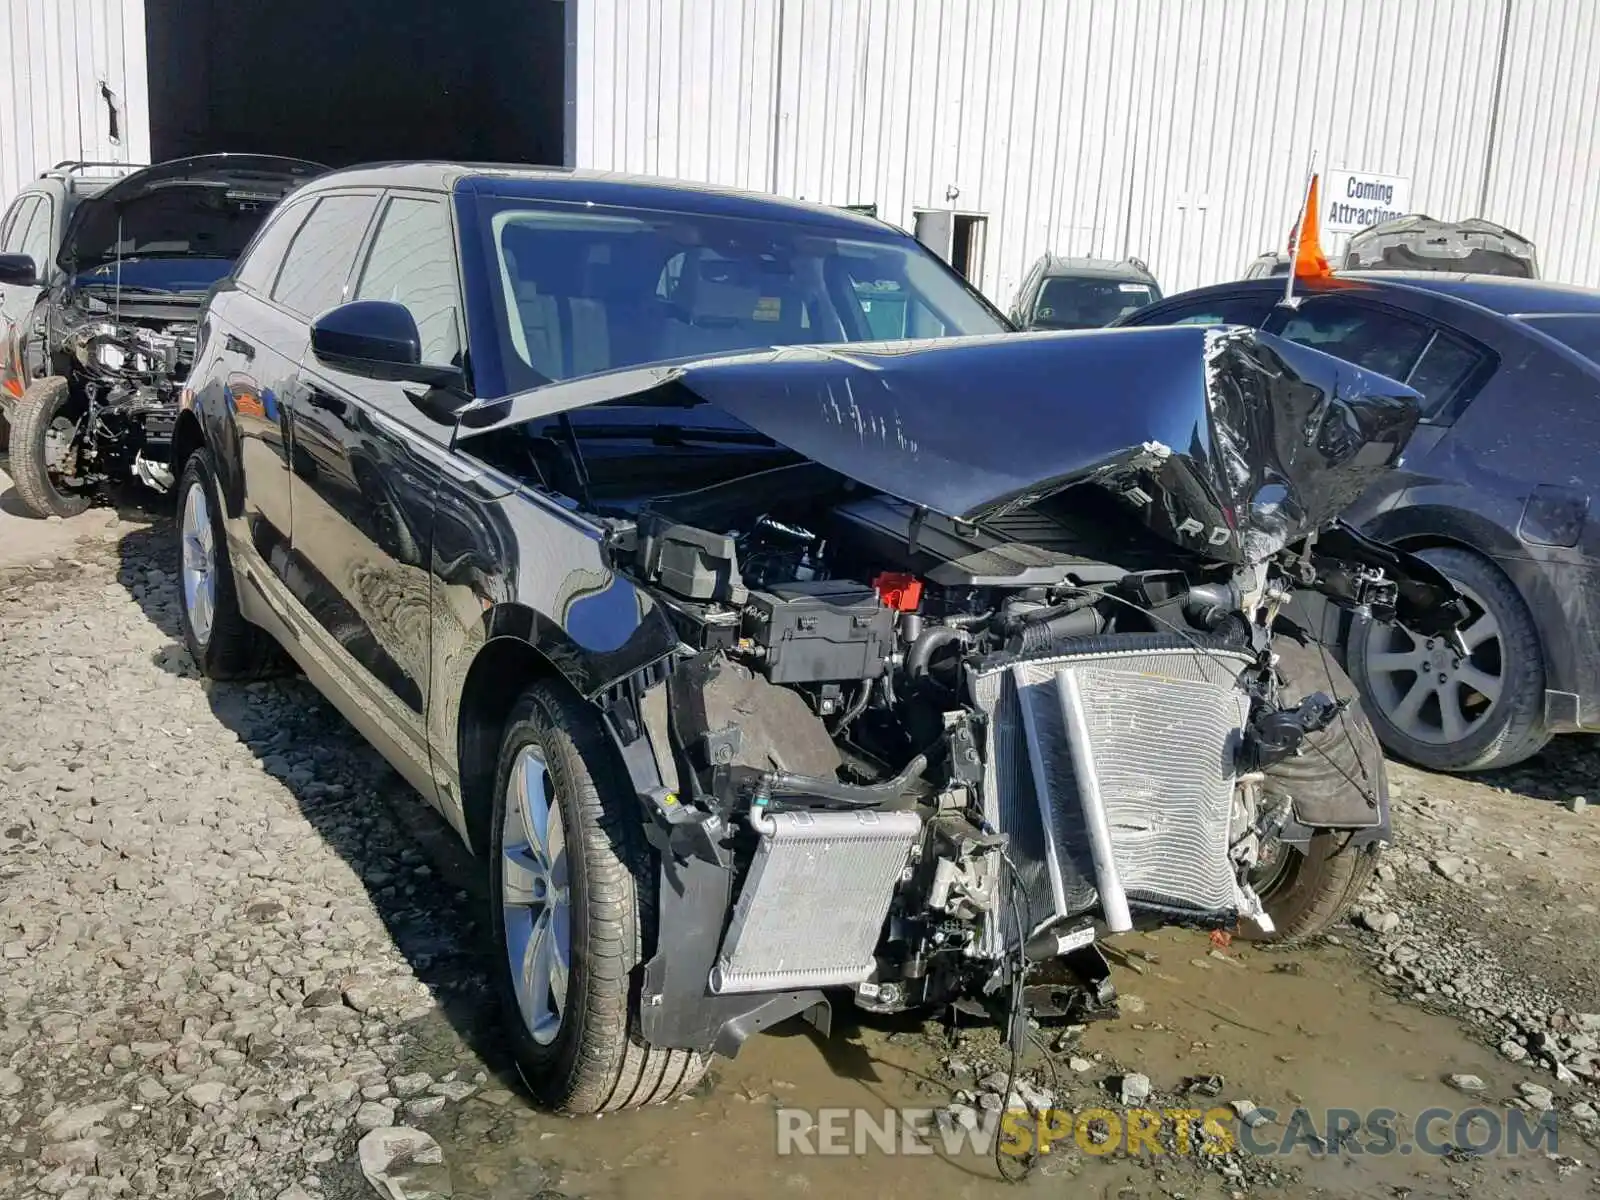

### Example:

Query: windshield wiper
xmin=75 ymin=281 xmax=191 ymax=296
xmin=553 ymin=423 xmax=777 ymax=447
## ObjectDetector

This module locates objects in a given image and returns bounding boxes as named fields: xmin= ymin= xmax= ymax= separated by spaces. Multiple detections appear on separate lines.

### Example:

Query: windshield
xmin=66 ymin=187 xmax=282 ymax=271
xmin=1032 ymin=276 xmax=1158 ymax=328
xmin=1521 ymin=314 xmax=1600 ymax=367
xmin=476 ymin=199 xmax=1007 ymax=394
xmin=72 ymin=256 xmax=237 ymax=295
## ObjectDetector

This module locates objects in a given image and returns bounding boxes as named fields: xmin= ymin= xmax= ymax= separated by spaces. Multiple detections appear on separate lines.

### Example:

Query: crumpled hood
xmin=59 ymin=153 xmax=325 ymax=273
xmin=460 ymin=324 xmax=1423 ymax=565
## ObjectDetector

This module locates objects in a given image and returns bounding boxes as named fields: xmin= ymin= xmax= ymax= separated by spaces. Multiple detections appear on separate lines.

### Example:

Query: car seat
xmin=658 ymin=253 xmax=769 ymax=359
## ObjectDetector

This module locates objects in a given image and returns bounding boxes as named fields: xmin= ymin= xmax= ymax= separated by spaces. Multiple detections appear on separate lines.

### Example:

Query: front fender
xmin=481 ymin=588 xmax=679 ymax=702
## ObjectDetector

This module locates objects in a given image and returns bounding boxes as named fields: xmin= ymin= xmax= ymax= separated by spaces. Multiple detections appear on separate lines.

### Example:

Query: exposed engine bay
xmin=464 ymin=322 xmax=1472 ymax=1053
xmin=48 ymin=300 xmax=197 ymax=491
xmin=611 ymin=460 xmax=1463 ymax=1030
xmin=2 ymin=155 xmax=321 ymax=516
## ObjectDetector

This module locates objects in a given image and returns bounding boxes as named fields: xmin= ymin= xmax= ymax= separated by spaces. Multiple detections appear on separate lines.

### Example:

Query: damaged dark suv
xmin=0 ymin=155 xmax=322 ymax=516
xmin=172 ymin=164 xmax=1466 ymax=1114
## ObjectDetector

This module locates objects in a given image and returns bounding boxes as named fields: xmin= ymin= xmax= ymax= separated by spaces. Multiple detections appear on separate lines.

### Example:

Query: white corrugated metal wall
xmin=1485 ymin=0 xmax=1600 ymax=288
xmin=0 ymin=0 xmax=151 ymax=209
xmin=570 ymin=0 xmax=1600 ymax=305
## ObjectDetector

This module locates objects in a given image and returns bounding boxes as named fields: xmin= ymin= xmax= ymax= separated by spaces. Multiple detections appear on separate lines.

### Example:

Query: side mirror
xmin=0 ymin=254 xmax=39 ymax=287
xmin=311 ymin=300 xmax=463 ymax=389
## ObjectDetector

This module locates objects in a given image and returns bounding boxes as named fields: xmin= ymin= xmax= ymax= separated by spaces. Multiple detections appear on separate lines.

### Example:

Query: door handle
xmin=224 ymin=334 xmax=256 ymax=361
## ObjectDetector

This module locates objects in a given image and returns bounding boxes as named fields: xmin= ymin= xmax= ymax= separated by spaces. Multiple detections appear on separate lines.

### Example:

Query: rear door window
xmin=1404 ymin=330 xmax=1490 ymax=421
xmin=1277 ymin=297 xmax=1489 ymax=422
xmin=1276 ymin=297 xmax=1432 ymax=383
xmin=270 ymin=193 xmax=379 ymax=317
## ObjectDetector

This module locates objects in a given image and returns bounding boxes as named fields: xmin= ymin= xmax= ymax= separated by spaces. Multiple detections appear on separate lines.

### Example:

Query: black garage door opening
xmin=144 ymin=0 xmax=566 ymax=168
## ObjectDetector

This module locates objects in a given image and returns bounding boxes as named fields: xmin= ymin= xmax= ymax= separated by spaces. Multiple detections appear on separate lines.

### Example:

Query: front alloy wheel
xmin=488 ymin=682 xmax=707 ymax=1113
xmin=501 ymin=744 xmax=572 ymax=1047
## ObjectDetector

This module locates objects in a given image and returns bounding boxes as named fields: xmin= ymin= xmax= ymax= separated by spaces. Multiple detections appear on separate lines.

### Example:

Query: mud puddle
xmin=377 ymin=930 xmax=1595 ymax=1200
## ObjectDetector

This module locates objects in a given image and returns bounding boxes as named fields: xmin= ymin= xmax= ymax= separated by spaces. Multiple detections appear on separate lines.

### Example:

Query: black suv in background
xmin=1120 ymin=272 xmax=1600 ymax=773
xmin=1009 ymin=254 xmax=1162 ymax=329
xmin=0 ymin=155 xmax=321 ymax=515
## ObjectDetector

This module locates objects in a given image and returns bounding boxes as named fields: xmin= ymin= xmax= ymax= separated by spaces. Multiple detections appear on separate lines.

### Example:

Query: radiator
xmin=969 ymin=644 xmax=1254 ymax=953
xmin=710 ymin=808 xmax=922 ymax=995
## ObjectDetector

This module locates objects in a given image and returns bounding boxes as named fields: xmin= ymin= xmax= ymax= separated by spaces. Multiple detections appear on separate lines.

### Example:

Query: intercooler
xmin=710 ymin=808 xmax=922 ymax=994
xmin=969 ymin=643 xmax=1256 ymax=955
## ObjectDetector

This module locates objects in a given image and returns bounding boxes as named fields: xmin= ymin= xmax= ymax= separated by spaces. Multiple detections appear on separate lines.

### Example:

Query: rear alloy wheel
xmin=175 ymin=450 xmax=278 ymax=680
xmin=489 ymin=682 xmax=708 ymax=1113
xmin=1348 ymin=546 xmax=1550 ymax=772
xmin=9 ymin=376 xmax=92 ymax=518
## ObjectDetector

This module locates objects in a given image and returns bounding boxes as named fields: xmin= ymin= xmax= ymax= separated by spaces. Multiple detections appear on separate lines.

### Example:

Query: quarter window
xmin=271 ymin=194 xmax=378 ymax=317
xmin=355 ymin=197 xmax=462 ymax=367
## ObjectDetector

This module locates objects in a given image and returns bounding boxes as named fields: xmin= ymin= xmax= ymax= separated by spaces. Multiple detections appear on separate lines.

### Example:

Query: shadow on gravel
xmin=1463 ymin=734 xmax=1600 ymax=806
xmin=112 ymin=520 xmax=528 ymax=1098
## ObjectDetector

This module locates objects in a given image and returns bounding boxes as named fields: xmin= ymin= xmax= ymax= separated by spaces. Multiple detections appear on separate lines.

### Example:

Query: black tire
xmin=0 ymin=408 xmax=11 ymax=453
xmin=176 ymin=449 xmax=277 ymax=680
xmin=489 ymin=681 xmax=708 ymax=1114
xmin=9 ymin=376 xmax=91 ymax=518
xmin=1242 ymin=636 xmax=1384 ymax=943
xmin=1346 ymin=546 xmax=1550 ymax=772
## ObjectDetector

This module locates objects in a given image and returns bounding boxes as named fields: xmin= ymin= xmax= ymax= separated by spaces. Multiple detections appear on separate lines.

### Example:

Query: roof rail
xmin=43 ymin=160 xmax=147 ymax=193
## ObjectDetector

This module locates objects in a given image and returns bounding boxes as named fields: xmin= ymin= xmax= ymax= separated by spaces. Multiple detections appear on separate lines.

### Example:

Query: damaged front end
xmin=17 ymin=155 xmax=321 ymax=506
xmin=47 ymin=295 xmax=198 ymax=491
xmin=468 ymin=324 xmax=1468 ymax=1054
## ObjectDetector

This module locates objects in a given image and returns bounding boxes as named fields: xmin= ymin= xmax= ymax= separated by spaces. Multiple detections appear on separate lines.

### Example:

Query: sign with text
xmin=1323 ymin=169 xmax=1412 ymax=233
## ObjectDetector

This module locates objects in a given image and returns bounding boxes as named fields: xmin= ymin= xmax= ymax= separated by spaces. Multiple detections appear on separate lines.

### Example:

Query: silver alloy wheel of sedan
xmin=1360 ymin=579 xmax=1503 ymax=746
xmin=501 ymin=744 xmax=572 ymax=1047
xmin=180 ymin=479 xmax=217 ymax=649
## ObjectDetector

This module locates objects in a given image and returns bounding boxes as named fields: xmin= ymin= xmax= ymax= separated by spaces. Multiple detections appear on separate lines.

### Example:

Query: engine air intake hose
xmin=1010 ymin=606 xmax=1106 ymax=655
xmin=904 ymin=627 xmax=969 ymax=681
xmin=758 ymin=751 xmax=929 ymax=810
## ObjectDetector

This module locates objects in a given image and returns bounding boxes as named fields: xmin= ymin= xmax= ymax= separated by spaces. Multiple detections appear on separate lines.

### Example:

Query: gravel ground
xmin=3 ymin=509 xmax=1600 ymax=1199
xmin=0 ymin=522 xmax=513 ymax=1200
xmin=1350 ymin=757 xmax=1600 ymax=1122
